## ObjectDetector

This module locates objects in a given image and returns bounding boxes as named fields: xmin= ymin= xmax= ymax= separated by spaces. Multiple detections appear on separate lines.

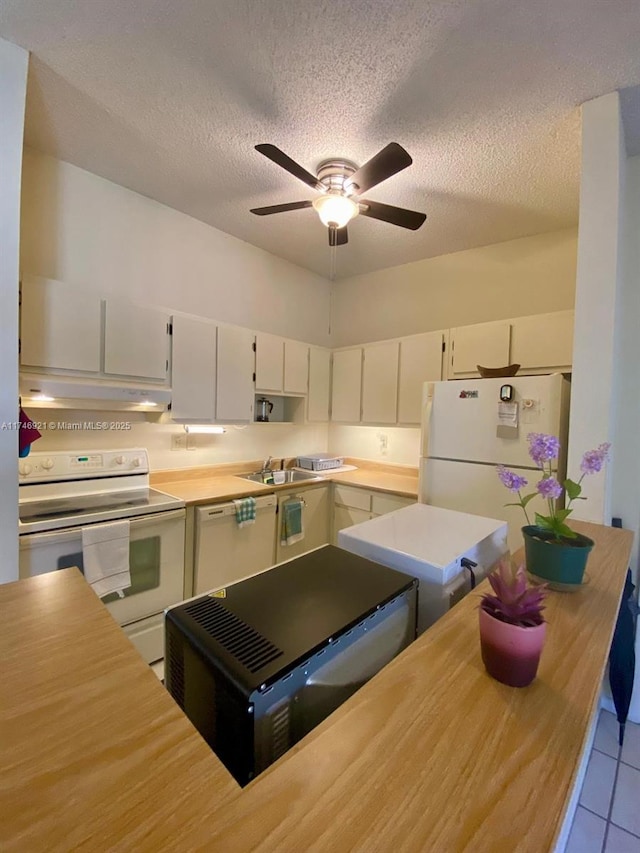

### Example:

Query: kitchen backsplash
xmin=27 ymin=411 xmax=421 ymax=471
xmin=29 ymin=410 xmax=330 ymax=472
xmin=328 ymin=425 xmax=421 ymax=467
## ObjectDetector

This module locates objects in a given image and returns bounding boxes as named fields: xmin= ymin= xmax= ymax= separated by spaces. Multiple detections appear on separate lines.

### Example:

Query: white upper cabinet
xmin=255 ymin=333 xmax=284 ymax=392
xmin=170 ymin=315 xmax=217 ymax=422
xmin=397 ymin=332 xmax=445 ymax=424
xmin=510 ymin=310 xmax=574 ymax=373
xmin=361 ymin=341 xmax=399 ymax=424
xmin=20 ymin=275 xmax=102 ymax=373
xmin=104 ymin=299 xmax=169 ymax=380
xmin=331 ymin=348 xmax=362 ymax=422
xmin=216 ymin=325 xmax=255 ymax=422
xmin=283 ymin=340 xmax=309 ymax=394
xmin=307 ymin=347 xmax=331 ymax=422
xmin=449 ymin=321 xmax=511 ymax=378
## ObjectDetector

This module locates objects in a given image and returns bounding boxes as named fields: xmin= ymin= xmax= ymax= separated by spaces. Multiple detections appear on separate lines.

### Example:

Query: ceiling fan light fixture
xmin=312 ymin=194 xmax=359 ymax=228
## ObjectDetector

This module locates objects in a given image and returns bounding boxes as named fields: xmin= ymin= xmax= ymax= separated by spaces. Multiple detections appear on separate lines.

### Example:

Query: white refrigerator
xmin=419 ymin=374 xmax=571 ymax=554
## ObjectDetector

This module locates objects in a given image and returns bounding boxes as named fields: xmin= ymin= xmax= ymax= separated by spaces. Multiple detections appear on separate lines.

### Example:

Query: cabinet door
xmin=397 ymin=332 xmax=444 ymax=423
xmin=449 ymin=321 xmax=511 ymax=378
xmin=362 ymin=341 xmax=399 ymax=424
xmin=276 ymin=485 xmax=330 ymax=563
xmin=332 ymin=506 xmax=372 ymax=544
xmin=283 ymin=340 xmax=309 ymax=394
xmin=371 ymin=492 xmax=415 ymax=515
xmin=170 ymin=315 xmax=217 ymax=422
xmin=216 ymin=325 xmax=255 ymax=422
xmin=104 ymin=299 xmax=169 ymax=380
xmin=307 ymin=347 xmax=331 ymax=422
xmin=20 ymin=275 xmax=102 ymax=372
xmin=510 ymin=311 xmax=574 ymax=372
xmin=255 ymin=332 xmax=283 ymax=392
xmin=331 ymin=348 xmax=362 ymax=422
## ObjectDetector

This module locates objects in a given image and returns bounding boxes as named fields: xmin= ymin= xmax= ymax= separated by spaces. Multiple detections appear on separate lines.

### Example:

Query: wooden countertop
xmin=152 ymin=461 xmax=419 ymax=506
xmin=1 ymin=521 xmax=632 ymax=852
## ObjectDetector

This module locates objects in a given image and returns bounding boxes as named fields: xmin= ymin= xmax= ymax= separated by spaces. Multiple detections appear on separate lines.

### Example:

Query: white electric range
xmin=18 ymin=449 xmax=185 ymax=663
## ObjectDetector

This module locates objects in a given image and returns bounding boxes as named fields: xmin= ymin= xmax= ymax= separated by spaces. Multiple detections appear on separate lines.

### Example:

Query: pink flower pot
xmin=479 ymin=608 xmax=546 ymax=687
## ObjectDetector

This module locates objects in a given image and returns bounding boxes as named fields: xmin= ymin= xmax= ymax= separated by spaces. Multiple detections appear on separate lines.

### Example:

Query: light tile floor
xmin=566 ymin=710 xmax=640 ymax=852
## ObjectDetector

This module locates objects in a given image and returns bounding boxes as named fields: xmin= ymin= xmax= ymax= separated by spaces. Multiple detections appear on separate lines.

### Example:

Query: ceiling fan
xmin=250 ymin=142 xmax=427 ymax=246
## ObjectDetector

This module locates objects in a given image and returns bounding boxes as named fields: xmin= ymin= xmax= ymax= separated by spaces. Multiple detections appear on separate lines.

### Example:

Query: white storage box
xmin=338 ymin=504 xmax=508 ymax=634
xmin=297 ymin=453 xmax=344 ymax=471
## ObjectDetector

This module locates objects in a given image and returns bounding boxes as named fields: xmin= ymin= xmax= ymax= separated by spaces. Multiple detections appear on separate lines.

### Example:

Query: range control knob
xmin=19 ymin=462 xmax=33 ymax=476
xmin=41 ymin=458 xmax=55 ymax=470
xmin=131 ymin=457 xmax=141 ymax=468
xmin=115 ymin=455 xmax=125 ymax=465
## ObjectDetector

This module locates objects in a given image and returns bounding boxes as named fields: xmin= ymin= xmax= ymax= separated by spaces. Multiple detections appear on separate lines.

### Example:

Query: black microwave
xmin=165 ymin=545 xmax=417 ymax=786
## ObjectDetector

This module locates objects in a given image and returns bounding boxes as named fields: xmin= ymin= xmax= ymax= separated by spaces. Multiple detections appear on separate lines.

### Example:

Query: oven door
xmin=18 ymin=509 xmax=186 ymax=626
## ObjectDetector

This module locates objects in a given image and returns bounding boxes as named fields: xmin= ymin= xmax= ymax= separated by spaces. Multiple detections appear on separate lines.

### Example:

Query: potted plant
xmin=479 ymin=560 xmax=547 ymax=687
xmin=497 ymin=435 xmax=610 ymax=588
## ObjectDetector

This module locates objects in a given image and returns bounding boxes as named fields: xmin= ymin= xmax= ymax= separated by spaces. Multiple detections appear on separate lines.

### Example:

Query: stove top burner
xmin=19 ymin=488 xmax=184 ymax=534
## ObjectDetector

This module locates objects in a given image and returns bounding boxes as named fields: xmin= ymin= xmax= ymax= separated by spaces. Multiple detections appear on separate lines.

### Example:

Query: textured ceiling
xmin=2 ymin=0 xmax=640 ymax=279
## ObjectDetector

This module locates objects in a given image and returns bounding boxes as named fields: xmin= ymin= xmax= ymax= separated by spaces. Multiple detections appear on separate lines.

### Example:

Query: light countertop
xmin=1 ymin=521 xmax=632 ymax=852
xmin=152 ymin=459 xmax=419 ymax=506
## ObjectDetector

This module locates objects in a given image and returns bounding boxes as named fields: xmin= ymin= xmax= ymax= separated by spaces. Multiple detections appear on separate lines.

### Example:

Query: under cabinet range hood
xmin=19 ymin=374 xmax=172 ymax=411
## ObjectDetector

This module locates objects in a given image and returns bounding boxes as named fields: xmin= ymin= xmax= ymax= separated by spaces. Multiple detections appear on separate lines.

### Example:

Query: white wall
xmin=328 ymin=425 xmax=420 ymax=468
xmin=0 ymin=38 xmax=28 ymax=584
xmin=569 ymin=93 xmax=640 ymax=724
xmin=330 ymin=229 xmax=577 ymax=347
xmin=32 ymin=411 xmax=329 ymax=474
xmin=20 ymin=150 xmax=331 ymax=347
xmin=611 ymin=153 xmax=640 ymax=579
xmin=568 ymin=93 xmax=625 ymax=525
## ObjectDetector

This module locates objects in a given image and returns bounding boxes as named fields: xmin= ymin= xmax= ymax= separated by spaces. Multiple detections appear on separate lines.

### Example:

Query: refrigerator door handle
xmin=421 ymin=382 xmax=435 ymax=459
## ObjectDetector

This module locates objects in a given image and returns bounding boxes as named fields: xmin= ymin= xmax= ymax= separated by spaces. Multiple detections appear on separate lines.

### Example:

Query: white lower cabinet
xmin=332 ymin=485 xmax=415 ymax=544
xmin=275 ymin=484 xmax=331 ymax=564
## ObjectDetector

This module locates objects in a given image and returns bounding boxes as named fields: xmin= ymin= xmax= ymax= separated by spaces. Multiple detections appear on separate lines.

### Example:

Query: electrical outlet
xmin=378 ymin=432 xmax=388 ymax=455
xmin=171 ymin=433 xmax=187 ymax=451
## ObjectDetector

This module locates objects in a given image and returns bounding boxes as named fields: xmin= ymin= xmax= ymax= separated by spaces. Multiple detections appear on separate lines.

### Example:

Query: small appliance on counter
xmin=338 ymin=504 xmax=508 ymax=634
xmin=165 ymin=545 xmax=417 ymax=785
xmin=255 ymin=396 xmax=274 ymax=422
xmin=296 ymin=453 xmax=344 ymax=471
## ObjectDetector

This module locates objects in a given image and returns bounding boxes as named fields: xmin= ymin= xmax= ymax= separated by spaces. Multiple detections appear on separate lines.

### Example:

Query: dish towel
xmin=281 ymin=499 xmax=304 ymax=547
xmin=82 ymin=520 xmax=131 ymax=599
xmin=233 ymin=497 xmax=256 ymax=528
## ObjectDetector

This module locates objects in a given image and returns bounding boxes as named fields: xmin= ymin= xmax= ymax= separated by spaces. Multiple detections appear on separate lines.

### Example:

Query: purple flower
xmin=580 ymin=443 xmax=611 ymax=475
xmin=536 ymin=477 xmax=563 ymax=500
xmin=527 ymin=433 xmax=561 ymax=467
xmin=497 ymin=465 xmax=528 ymax=492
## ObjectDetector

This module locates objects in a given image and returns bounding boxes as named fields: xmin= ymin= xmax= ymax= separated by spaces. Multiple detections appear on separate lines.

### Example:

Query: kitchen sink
xmin=235 ymin=470 xmax=323 ymax=485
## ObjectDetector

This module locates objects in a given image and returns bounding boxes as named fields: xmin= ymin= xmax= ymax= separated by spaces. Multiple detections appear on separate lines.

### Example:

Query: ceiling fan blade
xmin=328 ymin=225 xmax=349 ymax=246
xmin=345 ymin=143 xmax=413 ymax=195
xmin=255 ymin=144 xmax=322 ymax=191
xmin=250 ymin=201 xmax=313 ymax=216
xmin=359 ymin=199 xmax=426 ymax=230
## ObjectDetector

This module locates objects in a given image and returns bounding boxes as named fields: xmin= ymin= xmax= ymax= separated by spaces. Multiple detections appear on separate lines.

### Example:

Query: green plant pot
xmin=522 ymin=525 xmax=594 ymax=588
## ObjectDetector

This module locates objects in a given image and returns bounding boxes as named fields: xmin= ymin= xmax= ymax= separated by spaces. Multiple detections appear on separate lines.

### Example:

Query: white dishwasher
xmin=194 ymin=495 xmax=277 ymax=595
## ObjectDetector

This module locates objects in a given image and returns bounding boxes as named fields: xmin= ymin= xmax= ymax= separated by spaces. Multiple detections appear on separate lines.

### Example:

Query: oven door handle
xmin=20 ymin=508 xmax=186 ymax=546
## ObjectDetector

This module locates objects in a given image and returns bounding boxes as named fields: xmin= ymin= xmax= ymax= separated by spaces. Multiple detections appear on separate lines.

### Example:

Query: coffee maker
xmin=256 ymin=397 xmax=274 ymax=422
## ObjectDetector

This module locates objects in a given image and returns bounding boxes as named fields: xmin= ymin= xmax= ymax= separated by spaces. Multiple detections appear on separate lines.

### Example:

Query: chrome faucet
xmin=260 ymin=456 xmax=273 ymax=474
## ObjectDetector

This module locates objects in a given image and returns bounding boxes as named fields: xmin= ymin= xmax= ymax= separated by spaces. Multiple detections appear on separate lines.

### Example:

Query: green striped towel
xmin=233 ymin=497 xmax=256 ymax=527
xmin=281 ymin=498 xmax=304 ymax=546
